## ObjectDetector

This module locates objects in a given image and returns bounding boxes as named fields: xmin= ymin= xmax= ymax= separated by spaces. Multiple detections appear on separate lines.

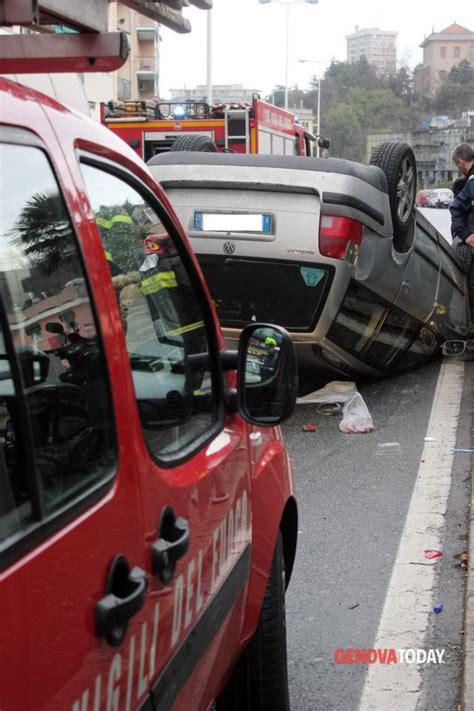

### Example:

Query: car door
xmin=0 ymin=137 xmax=152 ymax=711
xmin=392 ymin=221 xmax=440 ymax=323
xmin=432 ymin=237 xmax=471 ymax=338
xmin=79 ymin=159 xmax=252 ymax=710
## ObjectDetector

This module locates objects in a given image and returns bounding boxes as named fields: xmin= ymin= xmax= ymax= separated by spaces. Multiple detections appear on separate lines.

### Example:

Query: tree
xmin=266 ymin=84 xmax=306 ymax=109
xmin=10 ymin=191 xmax=79 ymax=296
xmin=434 ymin=78 xmax=474 ymax=115
xmin=323 ymin=104 xmax=365 ymax=162
xmin=264 ymin=59 xmax=473 ymax=161
xmin=412 ymin=63 xmax=433 ymax=114
xmin=388 ymin=66 xmax=413 ymax=101
xmin=12 ymin=192 xmax=70 ymax=276
xmin=447 ymin=60 xmax=473 ymax=84
xmin=324 ymin=57 xmax=380 ymax=95
xmin=347 ymin=87 xmax=410 ymax=131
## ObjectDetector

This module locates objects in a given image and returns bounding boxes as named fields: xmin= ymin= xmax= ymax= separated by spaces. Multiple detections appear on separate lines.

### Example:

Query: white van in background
xmin=428 ymin=188 xmax=454 ymax=208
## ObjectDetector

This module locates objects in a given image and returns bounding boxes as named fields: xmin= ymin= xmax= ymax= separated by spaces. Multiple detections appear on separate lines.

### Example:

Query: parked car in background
xmin=427 ymin=188 xmax=454 ymax=208
xmin=415 ymin=189 xmax=433 ymax=207
xmin=149 ymin=143 xmax=472 ymax=382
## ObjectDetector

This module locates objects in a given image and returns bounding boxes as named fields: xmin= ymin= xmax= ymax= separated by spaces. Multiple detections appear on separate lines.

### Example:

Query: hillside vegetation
xmin=269 ymin=58 xmax=474 ymax=161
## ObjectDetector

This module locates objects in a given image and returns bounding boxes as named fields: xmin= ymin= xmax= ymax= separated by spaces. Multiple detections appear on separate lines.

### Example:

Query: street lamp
xmin=299 ymin=59 xmax=323 ymax=156
xmin=206 ymin=7 xmax=212 ymax=105
xmin=259 ymin=0 xmax=319 ymax=111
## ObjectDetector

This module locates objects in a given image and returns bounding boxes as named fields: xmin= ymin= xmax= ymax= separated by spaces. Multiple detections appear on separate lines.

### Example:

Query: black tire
xmin=369 ymin=141 xmax=417 ymax=236
xmin=170 ymin=134 xmax=217 ymax=152
xmin=216 ymin=532 xmax=290 ymax=711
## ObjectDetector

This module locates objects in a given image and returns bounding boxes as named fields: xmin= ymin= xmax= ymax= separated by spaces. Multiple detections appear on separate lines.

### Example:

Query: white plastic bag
xmin=296 ymin=380 xmax=357 ymax=405
xmin=339 ymin=392 xmax=374 ymax=434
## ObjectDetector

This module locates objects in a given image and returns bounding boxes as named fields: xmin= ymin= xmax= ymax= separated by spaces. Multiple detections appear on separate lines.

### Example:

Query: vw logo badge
xmin=223 ymin=241 xmax=235 ymax=255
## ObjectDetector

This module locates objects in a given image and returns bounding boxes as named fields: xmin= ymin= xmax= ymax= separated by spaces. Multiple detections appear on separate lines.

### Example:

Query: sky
xmin=158 ymin=0 xmax=474 ymax=99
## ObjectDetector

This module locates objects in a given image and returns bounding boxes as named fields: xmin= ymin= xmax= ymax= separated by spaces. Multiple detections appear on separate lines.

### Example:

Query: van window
xmin=81 ymin=163 xmax=219 ymax=462
xmin=0 ymin=144 xmax=116 ymax=548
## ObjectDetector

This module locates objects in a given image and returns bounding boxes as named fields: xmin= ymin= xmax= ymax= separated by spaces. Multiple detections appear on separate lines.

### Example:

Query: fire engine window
xmin=227 ymin=117 xmax=246 ymax=138
xmin=0 ymin=144 xmax=116 ymax=546
xmin=81 ymin=163 xmax=218 ymax=463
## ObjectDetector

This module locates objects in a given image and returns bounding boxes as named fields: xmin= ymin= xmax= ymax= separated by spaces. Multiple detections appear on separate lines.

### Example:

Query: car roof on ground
xmin=149 ymin=152 xmax=388 ymax=192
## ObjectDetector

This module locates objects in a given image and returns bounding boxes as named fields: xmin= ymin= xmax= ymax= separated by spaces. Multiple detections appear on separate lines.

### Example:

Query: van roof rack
xmin=0 ymin=0 xmax=211 ymax=73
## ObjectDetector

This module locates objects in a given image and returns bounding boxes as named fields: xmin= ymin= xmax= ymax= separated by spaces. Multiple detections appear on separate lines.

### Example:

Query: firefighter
xmin=261 ymin=337 xmax=279 ymax=382
xmin=450 ymin=142 xmax=474 ymax=321
xmin=139 ymin=233 xmax=207 ymax=361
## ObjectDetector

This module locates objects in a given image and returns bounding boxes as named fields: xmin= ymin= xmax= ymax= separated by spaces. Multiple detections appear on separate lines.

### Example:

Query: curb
xmin=462 ymin=359 xmax=474 ymax=711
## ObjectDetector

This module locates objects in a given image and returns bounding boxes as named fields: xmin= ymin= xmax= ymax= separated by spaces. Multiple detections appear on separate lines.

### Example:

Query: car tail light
xmin=319 ymin=215 xmax=363 ymax=260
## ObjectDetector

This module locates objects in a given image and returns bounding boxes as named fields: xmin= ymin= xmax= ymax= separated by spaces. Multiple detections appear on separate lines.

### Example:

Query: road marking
xmin=358 ymin=360 xmax=465 ymax=711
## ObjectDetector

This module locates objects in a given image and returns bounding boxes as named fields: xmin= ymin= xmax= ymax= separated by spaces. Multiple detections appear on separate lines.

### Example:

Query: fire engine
xmin=100 ymin=94 xmax=316 ymax=160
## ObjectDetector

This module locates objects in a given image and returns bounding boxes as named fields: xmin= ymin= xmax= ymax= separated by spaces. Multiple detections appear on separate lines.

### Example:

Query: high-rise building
xmin=420 ymin=23 xmax=474 ymax=90
xmin=346 ymin=26 xmax=398 ymax=76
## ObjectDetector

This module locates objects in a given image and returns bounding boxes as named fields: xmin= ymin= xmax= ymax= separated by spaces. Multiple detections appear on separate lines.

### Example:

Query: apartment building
xmin=420 ymin=23 xmax=474 ymax=91
xmin=108 ymin=2 xmax=160 ymax=102
xmin=346 ymin=26 xmax=398 ymax=76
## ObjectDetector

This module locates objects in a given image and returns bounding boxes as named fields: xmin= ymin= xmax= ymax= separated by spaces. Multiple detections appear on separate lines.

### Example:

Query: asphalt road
xmin=283 ymin=356 xmax=473 ymax=711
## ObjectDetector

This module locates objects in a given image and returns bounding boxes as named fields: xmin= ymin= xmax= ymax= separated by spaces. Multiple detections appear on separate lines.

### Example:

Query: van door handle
xmin=95 ymin=555 xmax=148 ymax=647
xmin=152 ymin=507 xmax=190 ymax=584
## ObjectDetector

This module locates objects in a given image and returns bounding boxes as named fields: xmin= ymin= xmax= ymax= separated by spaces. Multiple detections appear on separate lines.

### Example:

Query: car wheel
xmin=369 ymin=141 xmax=417 ymax=237
xmin=216 ymin=532 xmax=290 ymax=711
xmin=169 ymin=134 xmax=217 ymax=152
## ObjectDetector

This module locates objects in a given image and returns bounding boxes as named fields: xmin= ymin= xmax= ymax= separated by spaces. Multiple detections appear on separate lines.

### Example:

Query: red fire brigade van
xmin=0 ymin=5 xmax=299 ymax=710
xmin=101 ymin=95 xmax=316 ymax=160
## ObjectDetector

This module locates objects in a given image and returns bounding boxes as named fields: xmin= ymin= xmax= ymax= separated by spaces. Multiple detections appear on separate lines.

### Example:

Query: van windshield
xmin=197 ymin=255 xmax=332 ymax=331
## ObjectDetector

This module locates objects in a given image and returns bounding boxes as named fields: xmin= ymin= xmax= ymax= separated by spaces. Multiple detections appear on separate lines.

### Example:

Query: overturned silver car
xmin=149 ymin=144 xmax=471 ymax=379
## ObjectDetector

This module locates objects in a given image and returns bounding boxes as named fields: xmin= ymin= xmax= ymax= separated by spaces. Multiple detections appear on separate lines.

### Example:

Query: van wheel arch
xmin=215 ymin=531 xmax=290 ymax=711
xmin=280 ymin=496 xmax=298 ymax=588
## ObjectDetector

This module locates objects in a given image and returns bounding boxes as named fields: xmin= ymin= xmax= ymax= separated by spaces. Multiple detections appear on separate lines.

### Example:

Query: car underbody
xmin=149 ymin=149 xmax=472 ymax=379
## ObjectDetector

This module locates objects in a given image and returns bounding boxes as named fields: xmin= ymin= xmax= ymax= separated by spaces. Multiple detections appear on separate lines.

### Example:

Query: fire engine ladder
xmin=224 ymin=108 xmax=250 ymax=153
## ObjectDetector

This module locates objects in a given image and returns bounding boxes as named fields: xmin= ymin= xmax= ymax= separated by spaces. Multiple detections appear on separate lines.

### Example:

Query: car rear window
xmin=197 ymin=255 xmax=333 ymax=331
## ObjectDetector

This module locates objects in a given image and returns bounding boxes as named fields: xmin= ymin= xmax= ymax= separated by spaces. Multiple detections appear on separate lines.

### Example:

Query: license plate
xmin=194 ymin=211 xmax=272 ymax=234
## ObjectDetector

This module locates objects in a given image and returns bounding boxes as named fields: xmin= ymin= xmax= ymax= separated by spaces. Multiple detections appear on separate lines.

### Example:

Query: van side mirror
xmin=237 ymin=324 xmax=298 ymax=425
xmin=442 ymin=339 xmax=469 ymax=356
xmin=45 ymin=321 xmax=65 ymax=336
xmin=18 ymin=346 xmax=50 ymax=387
